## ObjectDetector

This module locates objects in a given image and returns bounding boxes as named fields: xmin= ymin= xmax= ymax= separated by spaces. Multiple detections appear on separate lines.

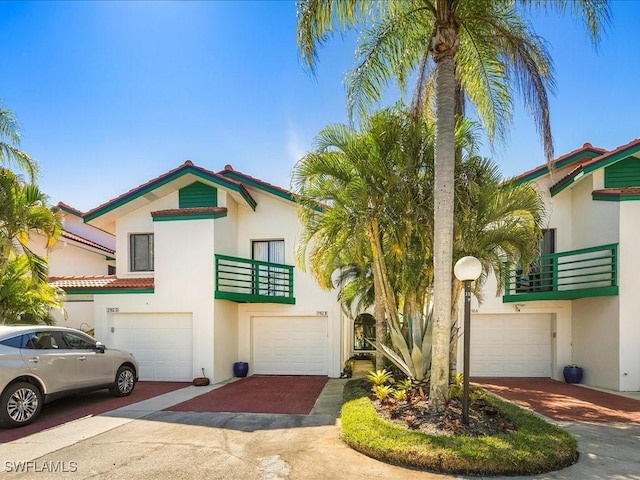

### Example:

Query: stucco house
xmin=46 ymin=140 xmax=640 ymax=392
xmin=457 ymin=139 xmax=640 ymax=392
xmin=29 ymin=203 xmax=115 ymax=331
xmin=49 ymin=161 xmax=343 ymax=383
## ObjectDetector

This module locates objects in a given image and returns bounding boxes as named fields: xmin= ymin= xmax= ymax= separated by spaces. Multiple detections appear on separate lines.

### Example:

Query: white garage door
xmin=252 ymin=316 xmax=328 ymax=375
xmin=113 ymin=313 xmax=193 ymax=381
xmin=470 ymin=314 xmax=551 ymax=377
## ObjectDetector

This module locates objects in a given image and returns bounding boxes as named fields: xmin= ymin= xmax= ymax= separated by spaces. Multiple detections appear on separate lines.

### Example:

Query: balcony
xmin=503 ymin=243 xmax=618 ymax=302
xmin=214 ymin=254 xmax=295 ymax=304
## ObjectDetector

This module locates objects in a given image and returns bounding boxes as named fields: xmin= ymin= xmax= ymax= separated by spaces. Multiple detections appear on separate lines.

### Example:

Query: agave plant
xmin=379 ymin=310 xmax=433 ymax=389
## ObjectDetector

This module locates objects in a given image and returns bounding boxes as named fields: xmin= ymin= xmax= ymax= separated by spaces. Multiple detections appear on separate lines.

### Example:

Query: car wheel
xmin=110 ymin=366 xmax=136 ymax=397
xmin=0 ymin=382 xmax=43 ymax=428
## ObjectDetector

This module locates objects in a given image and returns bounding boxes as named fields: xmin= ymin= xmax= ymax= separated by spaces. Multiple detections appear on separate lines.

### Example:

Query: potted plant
xmin=563 ymin=364 xmax=583 ymax=384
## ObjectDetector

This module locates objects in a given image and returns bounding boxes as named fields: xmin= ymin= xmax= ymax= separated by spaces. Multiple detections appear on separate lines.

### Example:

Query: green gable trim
xmin=84 ymin=165 xmax=257 ymax=222
xmin=179 ymin=181 xmax=217 ymax=208
xmin=593 ymin=192 xmax=640 ymax=202
xmin=152 ymin=211 xmax=227 ymax=221
xmin=551 ymin=144 xmax=640 ymax=197
xmin=510 ymin=149 xmax=602 ymax=187
xmin=106 ymin=256 xmax=115 ymax=261
xmin=57 ymin=204 xmax=83 ymax=217
xmin=605 ymin=157 xmax=640 ymax=188
xmin=62 ymin=288 xmax=155 ymax=295
xmin=221 ymin=171 xmax=296 ymax=203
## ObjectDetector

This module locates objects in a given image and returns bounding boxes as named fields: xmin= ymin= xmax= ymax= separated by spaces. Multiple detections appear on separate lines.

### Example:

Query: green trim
xmin=57 ymin=204 xmax=83 ymax=217
xmin=179 ymin=181 xmax=217 ymax=208
xmin=503 ymin=243 xmax=618 ymax=303
xmin=152 ymin=211 xmax=228 ymax=222
xmin=215 ymin=291 xmax=296 ymax=304
xmin=221 ymin=171 xmax=296 ymax=203
xmin=61 ymin=288 xmax=155 ymax=295
xmin=551 ymin=144 xmax=640 ymax=197
xmin=84 ymin=165 xmax=257 ymax=222
xmin=106 ymin=256 xmax=115 ymax=261
xmin=503 ymin=286 xmax=618 ymax=302
xmin=604 ymin=157 xmax=640 ymax=188
xmin=593 ymin=192 xmax=640 ymax=202
xmin=510 ymin=149 xmax=602 ymax=187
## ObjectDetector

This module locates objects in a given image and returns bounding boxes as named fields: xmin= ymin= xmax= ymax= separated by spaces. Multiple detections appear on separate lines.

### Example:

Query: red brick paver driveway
xmin=0 ymin=381 xmax=190 ymax=444
xmin=474 ymin=377 xmax=640 ymax=423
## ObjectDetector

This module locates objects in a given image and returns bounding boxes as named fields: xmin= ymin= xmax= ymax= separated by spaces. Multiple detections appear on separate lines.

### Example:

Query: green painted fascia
xmin=152 ymin=212 xmax=228 ymax=222
xmin=62 ymin=288 xmax=155 ymax=295
xmin=57 ymin=204 xmax=83 ymax=217
xmin=593 ymin=192 xmax=640 ymax=202
xmin=215 ymin=290 xmax=296 ymax=305
xmin=84 ymin=166 xmax=257 ymax=222
xmin=551 ymin=144 xmax=640 ymax=197
xmin=106 ymin=256 xmax=115 ymax=261
xmin=510 ymin=149 xmax=602 ymax=187
xmin=503 ymin=285 xmax=618 ymax=303
xmin=221 ymin=171 xmax=296 ymax=203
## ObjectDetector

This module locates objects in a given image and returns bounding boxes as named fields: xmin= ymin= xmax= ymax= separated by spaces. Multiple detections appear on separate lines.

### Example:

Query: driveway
xmin=1 ymin=378 xmax=638 ymax=479
xmin=0 ymin=381 xmax=190 ymax=444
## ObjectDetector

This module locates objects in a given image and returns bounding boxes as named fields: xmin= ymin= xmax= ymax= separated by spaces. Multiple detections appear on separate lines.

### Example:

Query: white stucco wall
xmin=571 ymin=177 xmax=620 ymax=249
xmin=235 ymin=190 xmax=343 ymax=377
xmin=571 ymin=297 xmax=620 ymax=390
xmin=51 ymin=296 xmax=95 ymax=331
xmin=214 ymin=299 xmax=239 ymax=381
xmin=61 ymin=212 xmax=116 ymax=251
xmin=618 ymin=201 xmax=640 ymax=391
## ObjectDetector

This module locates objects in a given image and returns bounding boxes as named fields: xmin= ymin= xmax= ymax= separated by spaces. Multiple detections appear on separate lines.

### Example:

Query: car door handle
xmin=78 ymin=356 xmax=87 ymax=361
xmin=27 ymin=357 xmax=39 ymax=363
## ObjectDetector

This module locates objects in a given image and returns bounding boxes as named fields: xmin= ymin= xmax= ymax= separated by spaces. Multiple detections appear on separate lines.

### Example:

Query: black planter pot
xmin=233 ymin=361 xmax=249 ymax=378
xmin=563 ymin=366 xmax=583 ymax=384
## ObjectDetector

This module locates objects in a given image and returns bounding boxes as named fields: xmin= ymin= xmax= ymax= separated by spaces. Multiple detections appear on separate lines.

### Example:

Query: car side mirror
xmin=94 ymin=342 xmax=106 ymax=353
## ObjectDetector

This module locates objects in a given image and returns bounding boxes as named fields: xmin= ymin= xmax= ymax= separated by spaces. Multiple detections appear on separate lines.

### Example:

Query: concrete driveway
xmin=0 ymin=379 xmax=638 ymax=479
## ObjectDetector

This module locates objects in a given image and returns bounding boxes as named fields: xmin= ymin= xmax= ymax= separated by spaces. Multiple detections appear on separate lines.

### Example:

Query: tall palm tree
xmin=0 ymin=102 xmax=38 ymax=179
xmin=297 ymin=0 xmax=610 ymax=411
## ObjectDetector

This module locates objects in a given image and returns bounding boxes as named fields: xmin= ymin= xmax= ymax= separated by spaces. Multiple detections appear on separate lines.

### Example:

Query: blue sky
xmin=1 ymin=1 xmax=638 ymax=212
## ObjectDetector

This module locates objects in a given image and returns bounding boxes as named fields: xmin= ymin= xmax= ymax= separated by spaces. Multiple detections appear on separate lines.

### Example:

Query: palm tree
xmin=0 ymin=102 xmax=38 ymax=179
xmin=0 ymin=168 xmax=61 ymax=283
xmin=297 ymin=0 xmax=610 ymax=411
xmin=294 ymin=106 xmax=435 ymax=370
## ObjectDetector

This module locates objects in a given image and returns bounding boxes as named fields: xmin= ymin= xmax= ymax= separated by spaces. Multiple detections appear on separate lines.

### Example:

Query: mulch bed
xmin=474 ymin=377 xmax=640 ymax=423
xmin=166 ymin=375 xmax=328 ymax=415
xmin=0 ymin=381 xmax=190 ymax=444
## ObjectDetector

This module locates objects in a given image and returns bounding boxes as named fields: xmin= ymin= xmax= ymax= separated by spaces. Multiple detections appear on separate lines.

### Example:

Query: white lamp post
xmin=454 ymin=255 xmax=482 ymax=425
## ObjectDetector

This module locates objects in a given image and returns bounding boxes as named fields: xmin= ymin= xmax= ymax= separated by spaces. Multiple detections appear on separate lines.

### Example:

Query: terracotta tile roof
xmin=510 ymin=143 xmax=606 ymax=185
xmin=220 ymin=164 xmax=295 ymax=198
xmin=60 ymin=231 xmax=116 ymax=255
xmin=57 ymin=202 xmax=84 ymax=217
xmin=592 ymin=188 xmax=640 ymax=197
xmin=151 ymin=207 xmax=227 ymax=218
xmin=84 ymin=161 xmax=256 ymax=220
xmin=49 ymin=276 xmax=154 ymax=290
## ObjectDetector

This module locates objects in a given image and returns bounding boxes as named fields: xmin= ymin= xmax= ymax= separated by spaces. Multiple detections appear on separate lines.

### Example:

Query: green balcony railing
xmin=214 ymin=254 xmax=295 ymax=304
xmin=503 ymin=243 xmax=618 ymax=302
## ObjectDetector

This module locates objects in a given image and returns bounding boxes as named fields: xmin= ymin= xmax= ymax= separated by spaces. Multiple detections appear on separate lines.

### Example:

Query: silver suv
xmin=0 ymin=325 xmax=139 ymax=428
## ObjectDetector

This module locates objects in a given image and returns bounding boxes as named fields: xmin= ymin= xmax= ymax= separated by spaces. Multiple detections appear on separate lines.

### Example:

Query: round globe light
xmin=454 ymin=256 xmax=482 ymax=282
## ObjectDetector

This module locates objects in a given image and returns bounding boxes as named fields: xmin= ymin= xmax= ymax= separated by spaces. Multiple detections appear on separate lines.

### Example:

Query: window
xmin=108 ymin=265 xmax=116 ymax=275
xmin=60 ymin=331 xmax=95 ymax=349
xmin=130 ymin=234 xmax=154 ymax=272
xmin=23 ymin=332 xmax=59 ymax=349
xmin=252 ymin=240 xmax=286 ymax=296
xmin=0 ymin=335 xmax=24 ymax=348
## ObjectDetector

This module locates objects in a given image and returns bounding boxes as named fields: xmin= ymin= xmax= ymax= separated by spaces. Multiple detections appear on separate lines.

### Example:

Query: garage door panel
xmin=113 ymin=313 xmax=193 ymax=381
xmin=252 ymin=316 xmax=328 ymax=375
xmin=470 ymin=314 xmax=550 ymax=377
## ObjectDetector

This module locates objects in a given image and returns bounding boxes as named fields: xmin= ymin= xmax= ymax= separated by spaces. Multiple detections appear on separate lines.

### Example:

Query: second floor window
xmin=130 ymin=233 xmax=154 ymax=272
xmin=252 ymin=240 xmax=285 ymax=296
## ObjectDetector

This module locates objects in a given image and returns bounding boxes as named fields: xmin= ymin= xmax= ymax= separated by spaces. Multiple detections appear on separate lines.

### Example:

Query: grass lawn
xmin=341 ymin=379 xmax=578 ymax=476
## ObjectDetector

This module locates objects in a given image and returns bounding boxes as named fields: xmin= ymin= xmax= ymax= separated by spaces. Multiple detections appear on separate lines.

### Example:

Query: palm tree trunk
xmin=373 ymin=268 xmax=385 ymax=370
xmin=429 ymin=39 xmax=457 ymax=413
